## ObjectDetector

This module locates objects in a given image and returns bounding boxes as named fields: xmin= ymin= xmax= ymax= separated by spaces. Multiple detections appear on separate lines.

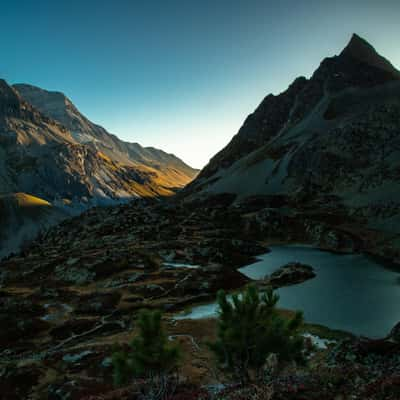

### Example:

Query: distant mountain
xmin=13 ymin=83 xmax=198 ymax=191
xmin=0 ymin=80 xmax=198 ymax=257
xmin=186 ymin=34 xmax=400 ymax=258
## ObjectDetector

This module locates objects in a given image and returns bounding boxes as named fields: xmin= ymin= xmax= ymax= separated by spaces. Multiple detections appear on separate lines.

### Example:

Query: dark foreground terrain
xmin=0 ymin=194 xmax=399 ymax=399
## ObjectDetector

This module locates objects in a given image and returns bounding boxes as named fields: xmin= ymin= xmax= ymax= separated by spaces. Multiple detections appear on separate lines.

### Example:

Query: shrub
xmin=210 ymin=285 xmax=305 ymax=384
xmin=112 ymin=309 xmax=180 ymax=399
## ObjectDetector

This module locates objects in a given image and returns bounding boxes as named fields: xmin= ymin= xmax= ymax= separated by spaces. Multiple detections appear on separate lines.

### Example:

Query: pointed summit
xmin=340 ymin=33 xmax=400 ymax=78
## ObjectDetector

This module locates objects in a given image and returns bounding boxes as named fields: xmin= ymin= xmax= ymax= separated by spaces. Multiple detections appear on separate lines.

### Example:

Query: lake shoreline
xmin=259 ymin=239 xmax=400 ymax=271
xmin=175 ymin=244 xmax=400 ymax=339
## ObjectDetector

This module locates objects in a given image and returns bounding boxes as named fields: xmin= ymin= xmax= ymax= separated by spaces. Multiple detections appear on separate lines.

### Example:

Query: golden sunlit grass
xmin=14 ymin=192 xmax=51 ymax=208
xmin=0 ymin=192 xmax=53 ymax=222
xmin=97 ymin=150 xmax=195 ymax=197
xmin=96 ymin=151 xmax=114 ymax=164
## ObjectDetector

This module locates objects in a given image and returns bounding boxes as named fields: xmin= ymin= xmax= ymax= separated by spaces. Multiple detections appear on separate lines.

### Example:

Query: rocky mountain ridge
xmin=185 ymin=34 xmax=400 ymax=259
xmin=13 ymin=83 xmax=197 ymax=180
xmin=194 ymin=34 xmax=400 ymax=182
xmin=0 ymin=79 xmax=198 ymax=257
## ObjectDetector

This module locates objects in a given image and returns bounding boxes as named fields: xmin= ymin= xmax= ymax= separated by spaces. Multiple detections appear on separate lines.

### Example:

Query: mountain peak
xmin=345 ymin=33 xmax=372 ymax=50
xmin=14 ymin=83 xmax=72 ymax=107
xmin=0 ymin=79 xmax=19 ymax=99
xmin=340 ymin=33 xmax=400 ymax=78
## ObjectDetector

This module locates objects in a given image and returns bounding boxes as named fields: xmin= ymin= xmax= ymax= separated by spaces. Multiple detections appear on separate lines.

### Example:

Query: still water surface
xmin=178 ymin=246 xmax=400 ymax=338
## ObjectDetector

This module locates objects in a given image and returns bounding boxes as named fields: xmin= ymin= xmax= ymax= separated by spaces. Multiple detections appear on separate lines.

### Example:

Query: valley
xmin=1 ymin=33 xmax=400 ymax=399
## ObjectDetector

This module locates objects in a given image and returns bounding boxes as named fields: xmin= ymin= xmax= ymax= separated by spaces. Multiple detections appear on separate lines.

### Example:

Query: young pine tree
xmin=210 ymin=285 xmax=305 ymax=385
xmin=112 ymin=309 xmax=180 ymax=399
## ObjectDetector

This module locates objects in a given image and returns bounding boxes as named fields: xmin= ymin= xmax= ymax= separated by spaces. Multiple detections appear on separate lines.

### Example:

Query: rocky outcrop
xmin=268 ymin=262 xmax=316 ymax=286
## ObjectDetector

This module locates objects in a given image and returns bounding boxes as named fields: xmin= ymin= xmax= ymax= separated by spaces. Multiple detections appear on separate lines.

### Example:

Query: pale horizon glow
xmin=1 ymin=0 xmax=400 ymax=169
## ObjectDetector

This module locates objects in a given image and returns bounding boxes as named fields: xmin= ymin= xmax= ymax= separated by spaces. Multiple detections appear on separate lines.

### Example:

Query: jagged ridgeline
xmin=0 ymin=80 xmax=198 ymax=256
xmin=185 ymin=34 xmax=400 ymax=259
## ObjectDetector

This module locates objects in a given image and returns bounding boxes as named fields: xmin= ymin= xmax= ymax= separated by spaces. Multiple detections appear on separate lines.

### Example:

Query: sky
xmin=1 ymin=0 xmax=399 ymax=169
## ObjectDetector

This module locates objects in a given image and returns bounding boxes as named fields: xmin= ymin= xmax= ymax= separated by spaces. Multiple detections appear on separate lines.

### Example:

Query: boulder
xmin=269 ymin=262 xmax=316 ymax=286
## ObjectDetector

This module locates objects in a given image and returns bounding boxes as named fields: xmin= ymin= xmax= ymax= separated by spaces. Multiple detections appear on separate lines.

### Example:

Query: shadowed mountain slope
xmin=185 ymin=34 xmax=400 ymax=256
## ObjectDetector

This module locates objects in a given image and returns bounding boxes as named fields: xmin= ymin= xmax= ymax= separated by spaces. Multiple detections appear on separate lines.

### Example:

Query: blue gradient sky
xmin=1 ymin=0 xmax=399 ymax=168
